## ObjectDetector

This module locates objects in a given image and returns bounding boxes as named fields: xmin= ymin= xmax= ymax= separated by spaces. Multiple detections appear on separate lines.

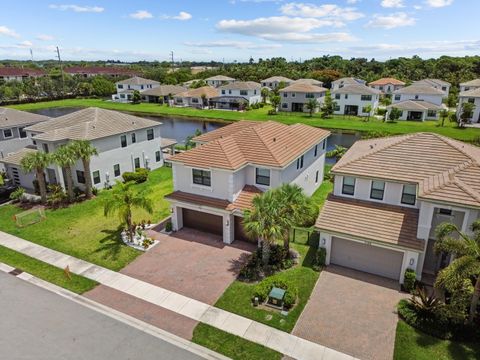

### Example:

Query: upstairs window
xmin=342 ymin=176 xmax=355 ymax=196
xmin=335 ymin=94 xmax=340 ymax=100
xmin=114 ymin=164 xmax=121 ymax=177
xmin=222 ymin=90 xmax=226 ymax=95
xmin=370 ymin=181 xmax=385 ymax=200
xmin=118 ymin=84 xmax=123 ymax=89
xmin=306 ymin=93 xmax=314 ymax=99
xmin=131 ymin=133 xmax=136 ymax=143
xmin=120 ymin=135 xmax=127 ymax=148
xmin=296 ymin=155 xmax=304 ymax=170
xmin=322 ymin=139 xmax=326 ymax=150
xmin=361 ymin=95 xmax=372 ymax=101
xmin=42 ymin=143 xmax=49 ymax=153
xmin=240 ymin=90 xmax=248 ymax=96
xmin=192 ymin=169 xmax=211 ymax=186
xmin=255 ymin=168 xmax=270 ymax=186
xmin=3 ymin=129 xmax=13 ymax=138
xmin=283 ymin=92 xmax=287 ymax=97
xmin=147 ymin=129 xmax=154 ymax=140
xmin=93 ymin=170 xmax=101 ymax=185
xmin=155 ymin=151 xmax=161 ymax=162
xmin=401 ymin=184 xmax=416 ymax=205
xmin=19 ymin=127 xmax=27 ymax=138
xmin=394 ymin=95 xmax=401 ymax=101
xmin=314 ymin=145 xmax=318 ymax=157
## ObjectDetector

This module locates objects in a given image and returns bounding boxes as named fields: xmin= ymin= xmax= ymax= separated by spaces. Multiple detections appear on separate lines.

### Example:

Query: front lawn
xmin=311 ymin=164 xmax=333 ymax=210
xmin=0 ymin=167 xmax=173 ymax=271
xmin=394 ymin=320 xmax=480 ymax=360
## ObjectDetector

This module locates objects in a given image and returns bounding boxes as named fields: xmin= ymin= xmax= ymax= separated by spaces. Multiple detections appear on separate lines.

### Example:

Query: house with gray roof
xmin=331 ymin=83 xmax=381 ymax=117
xmin=112 ymin=76 xmax=160 ymax=102
xmin=261 ymin=76 xmax=293 ymax=90
xmin=141 ymin=85 xmax=186 ymax=104
xmin=459 ymin=79 xmax=480 ymax=93
xmin=279 ymin=83 xmax=328 ymax=113
xmin=211 ymin=81 xmax=261 ymax=110
xmin=205 ymin=75 xmax=235 ymax=88
xmin=412 ymin=79 xmax=451 ymax=98
xmin=457 ymin=87 xmax=480 ymax=124
xmin=390 ymin=84 xmax=446 ymax=121
xmin=331 ymin=77 xmax=366 ymax=91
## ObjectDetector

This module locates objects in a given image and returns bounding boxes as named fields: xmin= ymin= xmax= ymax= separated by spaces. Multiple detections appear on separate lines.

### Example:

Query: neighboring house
xmin=331 ymin=84 xmax=381 ymax=116
xmin=0 ymin=108 xmax=49 ymax=166
xmin=174 ymin=86 xmax=218 ymax=108
xmin=211 ymin=81 xmax=261 ymax=110
xmin=0 ymin=108 xmax=164 ymax=191
xmin=389 ymin=84 xmax=446 ymax=121
xmin=315 ymin=133 xmax=480 ymax=284
xmin=412 ymin=79 xmax=451 ymax=98
xmin=166 ymin=121 xmax=330 ymax=244
xmin=0 ymin=67 xmax=45 ymax=82
xmin=260 ymin=76 xmax=293 ymax=90
xmin=64 ymin=66 xmax=138 ymax=78
xmin=368 ymin=77 xmax=405 ymax=95
xmin=279 ymin=83 xmax=328 ymax=112
xmin=205 ymin=75 xmax=235 ymax=88
xmin=457 ymin=87 xmax=480 ymax=123
xmin=459 ymin=79 xmax=480 ymax=92
xmin=331 ymin=77 xmax=366 ymax=91
xmin=112 ymin=76 xmax=160 ymax=102
xmin=291 ymin=78 xmax=324 ymax=87
xmin=141 ymin=85 xmax=186 ymax=104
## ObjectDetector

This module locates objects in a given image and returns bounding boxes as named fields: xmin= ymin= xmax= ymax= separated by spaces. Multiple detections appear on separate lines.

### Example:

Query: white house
xmin=315 ymin=133 xmax=480 ymax=284
xmin=412 ymin=79 xmax=451 ymax=98
xmin=173 ymin=86 xmax=218 ymax=108
xmin=211 ymin=81 xmax=261 ymax=110
xmin=459 ymin=79 xmax=480 ymax=93
xmin=205 ymin=75 xmax=235 ymax=88
xmin=112 ymin=76 xmax=160 ymax=102
xmin=166 ymin=121 xmax=330 ymax=244
xmin=331 ymin=84 xmax=381 ymax=117
xmin=457 ymin=87 xmax=480 ymax=124
xmin=389 ymin=84 xmax=446 ymax=121
xmin=279 ymin=83 xmax=328 ymax=112
xmin=1 ymin=108 xmax=165 ymax=192
xmin=368 ymin=77 xmax=405 ymax=95
xmin=261 ymin=76 xmax=293 ymax=90
xmin=331 ymin=77 xmax=366 ymax=91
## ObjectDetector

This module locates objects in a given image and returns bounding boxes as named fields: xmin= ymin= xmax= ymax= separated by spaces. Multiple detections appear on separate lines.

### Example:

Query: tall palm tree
xmin=20 ymin=151 xmax=51 ymax=203
xmin=71 ymin=140 xmax=98 ymax=199
xmin=434 ymin=220 xmax=480 ymax=324
xmin=439 ymin=109 xmax=449 ymax=127
xmin=305 ymin=98 xmax=319 ymax=117
xmin=52 ymin=144 xmax=77 ymax=202
xmin=103 ymin=181 xmax=153 ymax=241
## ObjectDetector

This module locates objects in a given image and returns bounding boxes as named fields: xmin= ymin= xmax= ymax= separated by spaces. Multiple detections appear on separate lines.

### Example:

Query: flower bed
xmin=121 ymin=224 xmax=158 ymax=251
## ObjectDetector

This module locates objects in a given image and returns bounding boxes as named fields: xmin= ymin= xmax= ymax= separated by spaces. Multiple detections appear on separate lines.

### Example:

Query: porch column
xmin=318 ymin=232 xmax=332 ymax=265
xmin=171 ymin=205 xmax=183 ymax=231
xmin=422 ymin=111 xmax=427 ymax=122
xmin=400 ymin=250 xmax=420 ymax=283
xmin=223 ymin=213 xmax=234 ymax=244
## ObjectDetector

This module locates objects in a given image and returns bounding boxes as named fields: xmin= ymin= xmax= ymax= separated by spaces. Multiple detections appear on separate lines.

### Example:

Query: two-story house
xmin=388 ymin=84 xmax=446 ymax=121
xmin=0 ymin=108 xmax=49 ymax=167
xmin=211 ymin=81 xmax=261 ymax=110
xmin=412 ymin=79 xmax=451 ymax=98
xmin=174 ymin=86 xmax=218 ymax=108
xmin=1 ymin=108 xmax=164 ymax=192
xmin=457 ymin=87 xmax=480 ymax=123
xmin=459 ymin=79 xmax=480 ymax=92
xmin=368 ymin=77 xmax=405 ymax=95
xmin=261 ymin=76 xmax=293 ymax=90
xmin=112 ymin=76 xmax=160 ymax=102
xmin=331 ymin=77 xmax=366 ymax=91
xmin=315 ymin=133 xmax=480 ymax=284
xmin=279 ymin=83 xmax=327 ymax=112
xmin=205 ymin=75 xmax=236 ymax=88
xmin=166 ymin=120 xmax=330 ymax=244
xmin=331 ymin=84 xmax=380 ymax=117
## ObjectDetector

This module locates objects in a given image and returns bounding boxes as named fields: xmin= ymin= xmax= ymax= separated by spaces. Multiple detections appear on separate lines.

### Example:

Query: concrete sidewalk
xmin=0 ymin=231 xmax=357 ymax=360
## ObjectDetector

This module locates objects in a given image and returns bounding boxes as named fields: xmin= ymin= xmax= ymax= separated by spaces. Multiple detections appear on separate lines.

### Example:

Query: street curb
xmin=0 ymin=263 xmax=230 ymax=360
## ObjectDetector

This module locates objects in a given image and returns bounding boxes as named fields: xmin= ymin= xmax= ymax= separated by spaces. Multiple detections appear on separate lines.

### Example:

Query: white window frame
xmin=3 ymin=128 xmax=13 ymax=139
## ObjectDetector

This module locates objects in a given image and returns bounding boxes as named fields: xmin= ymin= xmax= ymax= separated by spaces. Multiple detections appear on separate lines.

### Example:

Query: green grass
xmin=0 ymin=244 xmax=97 ymax=294
xmin=0 ymin=167 xmax=173 ymax=271
xmin=11 ymin=99 xmax=480 ymax=142
xmin=311 ymin=164 xmax=333 ymax=210
xmin=192 ymin=323 xmax=282 ymax=360
xmin=394 ymin=321 xmax=480 ymax=360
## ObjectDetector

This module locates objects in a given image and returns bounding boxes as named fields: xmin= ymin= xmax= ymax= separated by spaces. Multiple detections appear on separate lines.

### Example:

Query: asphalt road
xmin=0 ymin=272 xmax=206 ymax=360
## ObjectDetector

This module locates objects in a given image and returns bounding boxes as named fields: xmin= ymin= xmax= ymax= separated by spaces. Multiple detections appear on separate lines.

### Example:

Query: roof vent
xmin=273 ymin=137 xmax=276 ymax=142
xmin=370 ymin=144 xmax=374 ymax=149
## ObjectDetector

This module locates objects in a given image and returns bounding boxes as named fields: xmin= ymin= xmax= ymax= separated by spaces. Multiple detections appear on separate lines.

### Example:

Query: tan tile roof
xmin=333 ymin=132 xmax=480 ymax=208
xmin=280 ymin=83 xmax=328 ymax=93
xmin=218 ymin=81 xmax=261 ymax=91
xmin=116 ymin=76 xmax=159 ymax=86
xmin=291 ymin=78 xmax=323 ymax=86
xmin=205 ymin=75 xmax=235 ymax=81
xmin=332 ymin=83 xmax=381 ymax=95
xmin=170 ymin=121 xmax=330 ymax=170
xmin=459 ymin=87 xmax=480 ymax=98
xmin=193 ymin=120 xmax=260 ymax=143
xmin=165 ymin=191 xmax=231 ymax=210
xmin=368 ymin=77 xmax=405 ymax=86
xmin=387 ymin=100 xmax=445 ymax=111
xmin=175 ymin=86 xmax=218 ymax=99
xmin=161 ymin=138 xmax=177 ymax=148
xmin=315 ymin=195 xmax=424 ymax=251
xmin=141 ymin=85 xmax=186 ymax=97
xmin=261 ymin=76 xmax=292 ymax=83
xmin=0 ymin=108 xmax=49 ymax=129
xmin=1 ymin=147 xmax=37 ymax=166
xmin=393 ymin=84 xmax=445 ymax=95
xmin=460 ymin=79 xmax=480 ymax=87
xmin=25 ymin=107 xmax=160 ymax=142
xmin=228 ymin=185 xmax=263 ymax=211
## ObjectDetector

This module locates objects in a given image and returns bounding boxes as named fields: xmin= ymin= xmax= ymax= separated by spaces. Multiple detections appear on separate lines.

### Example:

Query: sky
xmin=0 ymin=0 xmax=478 ymax=62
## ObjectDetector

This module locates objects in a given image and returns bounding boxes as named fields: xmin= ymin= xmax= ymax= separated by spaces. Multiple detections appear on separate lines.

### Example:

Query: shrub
xmin=9 ymin=187 xmax=25 ymax=202
xmin=122 ymin=168 xmax=149 ymax=184
xmin=91 ymin=187 xmax=98 ymax=196
xmin=252 ymin=277 xmax=298 ymax=309
xmin=376 ymin=108 xmax=387 ymax=116
xmin=73 ymin=186 xmax=84 ymax=199
xmin=312 ymin=247 xmax=326 ymax=271
xmin=403 ymin=268 xmax=416 ymax=293
xmin=47 ymin=184 xmax=68 ymax=208
xmin=267 ymin=109 xmax=277 ymax=115
xmin=165 ymin=221 xmax=173 ymax=232
xmin=238 ymin=251 xmax=263 ymax=281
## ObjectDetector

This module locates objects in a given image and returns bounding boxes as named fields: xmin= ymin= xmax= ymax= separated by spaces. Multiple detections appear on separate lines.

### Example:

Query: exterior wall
xmin=457 ymin=96 xmax=480 ymax=123
xmin=460 ymin=84 xmax=480 ymax=92
xmin=261 ymin=80 xmax=291 ymax=89
xmin=219 ymin=88 xmax=261 ymax=105
xmin=116 ymin=82 xmax=158 ymax=92
xmin=332 ymin=93 xmax=380 ymax=116
xmin=370 ymin=83 xmax=404 ymax=94
xmin=386 ymin=108 xmax=439 ymax=121
xmin=174 ymin=96 xmax=210 ymax=108
xmin=4 ymin=164 xmax=36 ymax=190
xmin=279 ymin=91 xmax=326 ymax=112
xmin=392 ymin=93 xmax=443 ymax=106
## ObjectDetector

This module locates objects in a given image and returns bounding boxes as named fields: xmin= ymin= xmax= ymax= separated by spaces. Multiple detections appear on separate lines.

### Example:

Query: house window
xmin=134 ymin=157 xmax=140 ymax=169
xmin=342 ymin=176 xmax=355 ymax=196
xmin=322 ymin=139 xmax=326 ymax=150
xmin=76 ymin=170 xmax=85 ymax=184
xmin=414 ymin=95 xmax=419 ymax=100
xmin=255 ymin=168 xmax=270 ymax=186
xmin=120 ymin=135 xmax=127 ymax=148
xmin=401 ymin=184 xmax=416 ymax=205
xmin=292 ymin=93 xmax=295 ymax=97
xmin=315 ymin=170 xmax=319 ymax=183
xmin=394 ymin=95 xmax=401 ymax=101
xmin=93 ymin=170 xmax=101 ymax=184
xmin=427 ymin=110 xmax=436 ymax=117
xmin=192 ymin=98 xmax=199 ymax=103
xmin=361 ymin=95 xmax=372 ymax=101
xmin=283 ymin=93 xmax=287 ymax=97
xmin=314 ymin=145 xmax=318 ymax=157
xmin=335 ymin=94 xmax=340 ymax=100
xmin=147 ymin=129 xmax=154 ymax=140
xmin=118 ymin=84 xmax=123 ymax=89
xmin=442 ymin=86 xmax=447 ymax=91
xmin=155 ymin=150 xmax=161 ymax=162
xmin=282 ymin=103 xmax=288 ymax=108
xmin=334 ymin=105 xmax=340 ymax=111
xmin=370 ymin=180 xmax=385 ymax=200
xmin=468 ymin=98 xmax=475 ymax=103
xmin=222 ymin=90 xmax=226 ymax=95
xmin=240 ymin=90 xmax=248 ymax=96
xmin=19 ymin=127 xmax=27 ymax=138
xmin=3 ymin=129 xmax=12 ymax=138
xmin=229 ymin=90 xmax=232 ymax=94
xmin=113 ymin=164 xmax=120 ymax=177
xmin=296 ymin=155 xmax=304 ymax=170
xmin=439 ymin=208 xmax=452 ymax=216
xmin=192 ymin=169 xmax=211 ymax=186
xmin=141 ymin=85 xmax=144 ymax=90
xmin=42 ymin=143 xmax=49 ymax=153
xmin=306 ymin=93 xmax=314 ymax=99
xmin=345 ymin=94 xmax=348 ymax=99
xmin=131 ymin=133 xmax=136 ymax=143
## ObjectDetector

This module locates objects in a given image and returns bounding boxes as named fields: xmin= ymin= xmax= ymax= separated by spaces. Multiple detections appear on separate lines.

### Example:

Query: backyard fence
xmin=290 ymin=227 xmax=319 ymax=246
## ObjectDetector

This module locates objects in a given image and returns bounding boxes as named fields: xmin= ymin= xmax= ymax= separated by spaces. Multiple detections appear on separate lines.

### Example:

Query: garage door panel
xmin=331 ymin=237 xmax=403 ymax=280
xmin=182 ymin=208 xmax=223 ymax=235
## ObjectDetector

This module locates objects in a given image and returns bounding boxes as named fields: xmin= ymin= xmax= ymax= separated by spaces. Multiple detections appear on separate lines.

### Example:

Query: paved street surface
xmin=0 ymin=272 xmax=205 ymax=360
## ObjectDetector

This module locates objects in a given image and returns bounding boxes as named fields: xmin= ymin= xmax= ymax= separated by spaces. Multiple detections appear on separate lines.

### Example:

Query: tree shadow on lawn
xmin=94 ymin=226 xmax=129 ymax=261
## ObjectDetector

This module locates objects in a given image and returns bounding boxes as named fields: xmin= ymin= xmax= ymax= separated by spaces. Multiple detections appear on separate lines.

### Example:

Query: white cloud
xmin=36 ymin=34 xmax=54 ymax=41
xmin=366 ymin=12 xmax=416 ymax=29
xmin=162 ymin=11 xmax=192 ymax=20
xmin=17 ymin=40 xmax=33 ymax=48
xmin=280 ymin=3 xmax=364 ymax=21
xmin=49 ymin=4 xmax=104 ymax=13
xmin=381 ymin=0 xmax=404 ymax=8
xmin=413 ymin=5 xmax=423 ymax=9
xmin=184 ymin=40 xmax=282 ymax=50
xmin=346 ymin=0 xmax=359 ymax=4
xmin=129 ymin=10 xmax=153 ymax=20
xmin=0 ymin=25 xmax=20 ymax=38
xmin=425 ymin=0 xmax=453 ymax=7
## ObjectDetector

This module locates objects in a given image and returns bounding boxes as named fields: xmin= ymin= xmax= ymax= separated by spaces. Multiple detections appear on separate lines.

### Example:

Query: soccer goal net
xmin=14 ymin=207 xmax=46 ymax=228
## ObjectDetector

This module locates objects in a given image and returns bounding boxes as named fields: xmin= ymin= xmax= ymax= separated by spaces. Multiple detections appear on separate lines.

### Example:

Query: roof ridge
xmin=432 ymin=133 xmax=480 ymax=165
xmin=217 ymin=137 xmax=245 ymax=168
xmin=420 ymin=161 xmax=472 ymax=195
xmin=453 ymin=177 xmax=480 ymax=204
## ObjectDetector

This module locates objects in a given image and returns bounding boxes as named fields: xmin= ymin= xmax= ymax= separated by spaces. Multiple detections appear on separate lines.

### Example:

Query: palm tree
xmin=71 ymin=140 xmax=98 ymax=199
xmin=434 ymin=220 xmax=480 ymax=324
xmin=103 ymin=181 xmax=154 ymax=241
xmin=363 ymin=104 xmax=372 ymax=121
xmin=269 ymin=95 xmax=281 ymax=113
xmin=261 ymin=87 xmax=270 ymax=103
xmin=20 ymin=151 xmax=51 ymax=203
xmin=459 ymin=102 xmax=475 ymax=127
xmin=52 ymin=144 xmax=77 ymax=202
xmin=439 ymin=109 xmax=449 ymax=127
xmin=305 ymin=98 xmax=319 ymax=117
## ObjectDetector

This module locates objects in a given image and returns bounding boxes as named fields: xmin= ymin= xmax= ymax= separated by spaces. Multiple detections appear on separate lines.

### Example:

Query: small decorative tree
xmin=363 ymin=104 xmax=372 ymax=121
xmin=261 ymin=87 xmax=270 ymax=103
xmin=132 ymin=90 xmax=141 ymax=104
xmin=269 ymin=94 xmax=281 ymax=114
xmin=459 ymin=102 xmax=475 ymax=128
xmin=320 ymin=92 xmax=336 ymax=118
xmin=388 ymin=107 xmax=402 ymax=122
xmin=305 ymin=98 xmax=319 ymax=117
xmin=439 ymin=109 xmax=449 ymax=127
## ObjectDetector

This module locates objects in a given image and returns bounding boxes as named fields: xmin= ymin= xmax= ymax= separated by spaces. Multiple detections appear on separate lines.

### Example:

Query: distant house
xmin=459 ymin=79 xmax=480 ymax=93
xmin=64 ymin=66 xmax=138 ymax=78
xmin=211 ymin=81 xmax=261 ymax=110
xmin=279 ymin=83 xmax=328 ymax=113
xmin=205 ymin=75 xmax=235 ymax=88
xmin=389 ymin=84 xmax=446 ymax=121
xmin=174 ymin=86 xmax=218 ymax=108
xmin=368 ymin=77 xmax=405 ymax=95
xmin=457 ymin=87 xmax=480 ymax=124
xmin=331 ymin=77 xmax=366 ymax=91
xmin=412 ymin=79 xmax=451 ymax=98
xmin=112 ymin=76 xmax=160 ymax=102
xmin=260 ymin=76 xmax=293 ymax=90
xmin=291 ymin=78 xmax=324 ymax=87
xmin=141 ymin=85 xmax=186 ymax=104
xmin=0 ymin=67 xmax=45 ymax=82
xmin=331 ymin=84 xmax=380 ymax=117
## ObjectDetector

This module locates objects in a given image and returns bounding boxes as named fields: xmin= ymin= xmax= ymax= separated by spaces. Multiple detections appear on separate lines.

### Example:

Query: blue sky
xmin=0 ymin=0 xmax=477 ymax=62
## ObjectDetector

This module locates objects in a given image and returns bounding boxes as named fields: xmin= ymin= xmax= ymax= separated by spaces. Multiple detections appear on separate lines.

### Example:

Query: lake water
xmin=31 ymin=107 xmax=361 ymax=159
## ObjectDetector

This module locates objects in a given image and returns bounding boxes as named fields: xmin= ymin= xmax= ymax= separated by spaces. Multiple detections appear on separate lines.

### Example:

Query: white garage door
xmin=330 ymin=237 xmax=403 ymax=280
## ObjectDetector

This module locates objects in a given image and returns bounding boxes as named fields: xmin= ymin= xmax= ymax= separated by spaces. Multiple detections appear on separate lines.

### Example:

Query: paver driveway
xmin=86 ymin=228 xmax=254 ymax=339
xmin=292 ymin=265 xmax=407 ymax=360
